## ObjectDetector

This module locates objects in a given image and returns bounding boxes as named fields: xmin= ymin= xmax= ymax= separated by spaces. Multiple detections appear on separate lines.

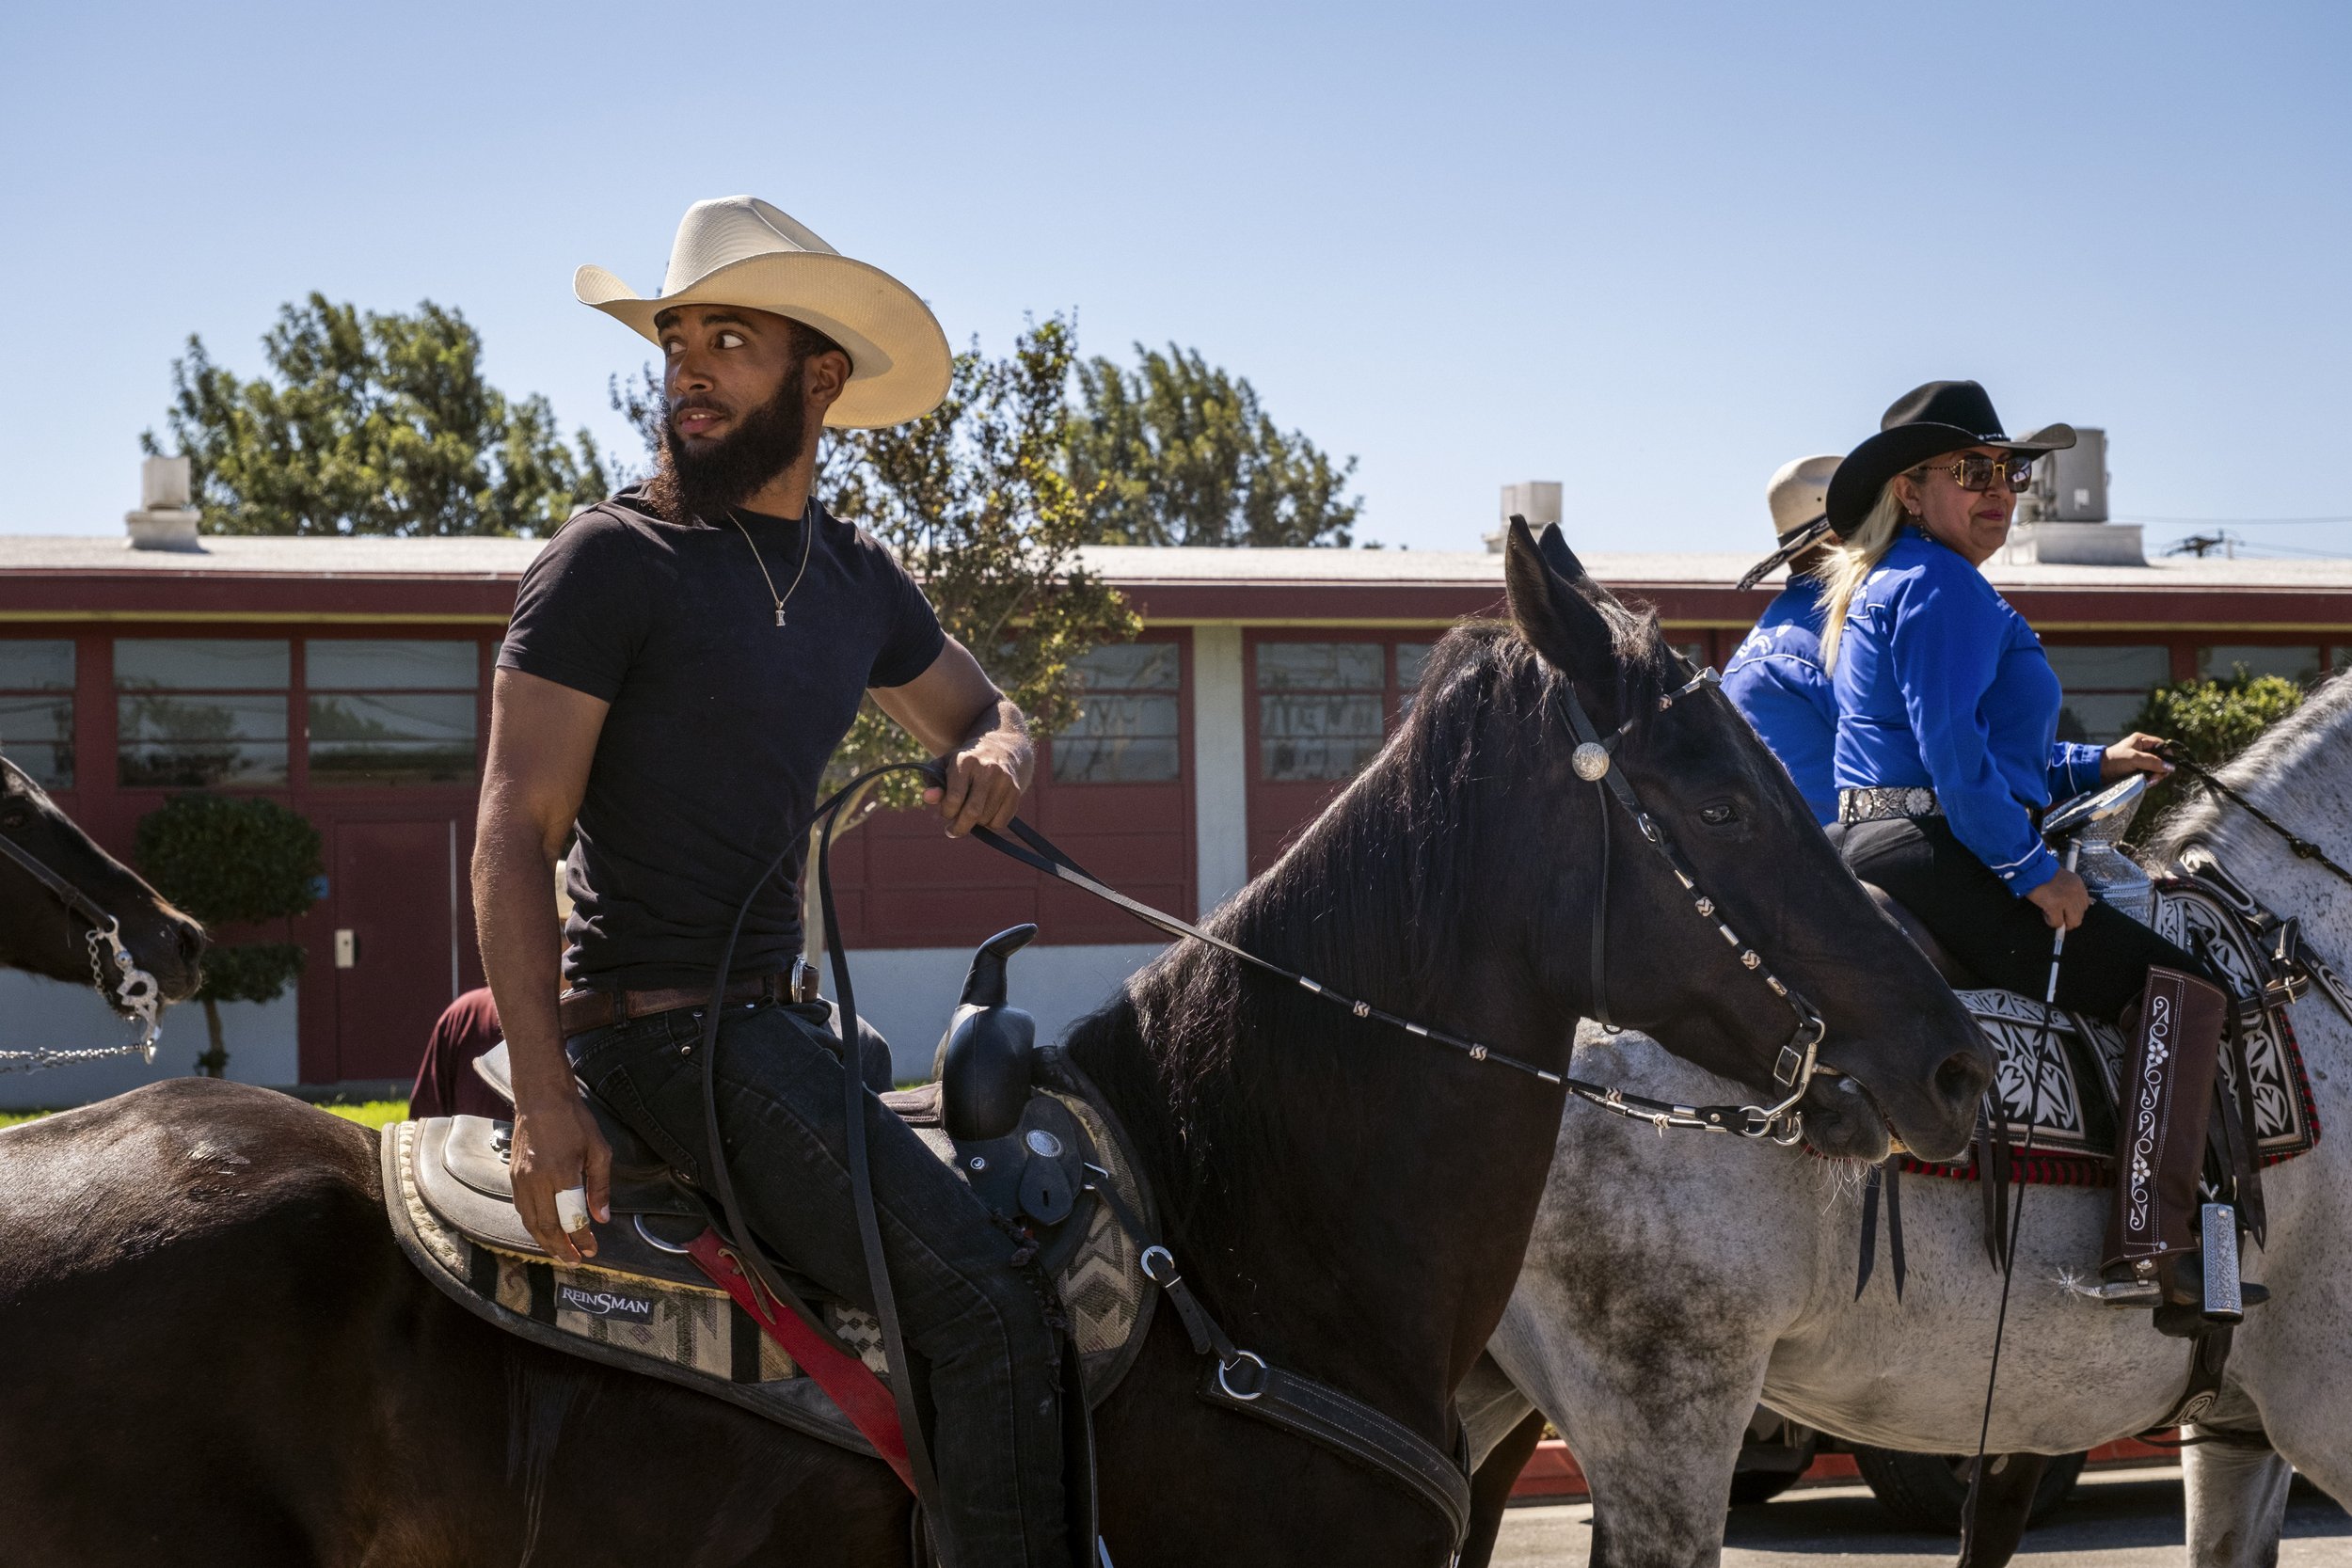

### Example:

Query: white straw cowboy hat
xmin=1736 ymin=454 xmax=1844 ymax=592
xmin=575 ymin=197 xmax=953 ymax=429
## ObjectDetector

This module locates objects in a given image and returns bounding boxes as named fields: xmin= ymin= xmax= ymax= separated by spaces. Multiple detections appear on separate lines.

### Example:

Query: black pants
xmin=569 ymin=1000 xmax=1066 ymax=1568
xmin=1840 ymin=816 xmax=2202 ymax=1023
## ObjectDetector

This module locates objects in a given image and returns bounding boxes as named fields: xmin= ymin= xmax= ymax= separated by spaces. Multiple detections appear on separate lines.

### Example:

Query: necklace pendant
xmin=774 ymin=607 xmax=787 ymax=627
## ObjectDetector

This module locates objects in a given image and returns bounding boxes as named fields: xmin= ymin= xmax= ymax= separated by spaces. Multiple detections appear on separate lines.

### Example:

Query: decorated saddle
xmin=379 ymin=930 xmax=1156 ymax=1461
xmin=1905 ymin=847 xmax=2328 ymax=1189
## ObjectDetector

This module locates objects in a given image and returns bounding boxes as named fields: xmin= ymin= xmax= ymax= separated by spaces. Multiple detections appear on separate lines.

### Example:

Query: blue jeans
xmin=568 ymin=999 xmax=1066 ymax=1568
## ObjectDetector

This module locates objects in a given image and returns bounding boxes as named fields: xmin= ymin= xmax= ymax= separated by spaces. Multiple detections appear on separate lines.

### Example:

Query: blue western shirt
xmin=1724 ymin=577 xmax=1837 ymax=826
xmin=1831 ymin=530 xmax=2106 ymax=895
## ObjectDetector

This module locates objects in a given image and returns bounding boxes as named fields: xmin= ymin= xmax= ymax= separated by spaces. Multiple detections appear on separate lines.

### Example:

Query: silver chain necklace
xmin=723 ymin=509 xmax=814 ymax=626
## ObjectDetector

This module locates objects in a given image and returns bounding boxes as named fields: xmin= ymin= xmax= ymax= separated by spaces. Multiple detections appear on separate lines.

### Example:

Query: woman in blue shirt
xmin=1817 ymin=380 xmax=2238 ymax=1328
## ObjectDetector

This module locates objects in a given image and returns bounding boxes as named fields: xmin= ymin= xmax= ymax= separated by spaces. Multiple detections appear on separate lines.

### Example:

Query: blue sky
xmin=5 ymin=1 xmax=2345 ymax=557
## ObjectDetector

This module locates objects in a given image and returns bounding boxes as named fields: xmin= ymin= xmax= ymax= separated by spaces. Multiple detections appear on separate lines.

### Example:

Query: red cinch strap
xmin=685 ymin=1228 xmax=912 ymax=1490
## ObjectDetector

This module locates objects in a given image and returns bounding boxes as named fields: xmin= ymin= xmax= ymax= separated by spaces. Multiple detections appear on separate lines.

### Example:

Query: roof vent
xmin=126 ymin=455 xmax=203 ymax=552
xmin=2002 ymin=428 xmax=2144 ymax=565
xmin=1486 ymin=482 xmax=1563 ymax=552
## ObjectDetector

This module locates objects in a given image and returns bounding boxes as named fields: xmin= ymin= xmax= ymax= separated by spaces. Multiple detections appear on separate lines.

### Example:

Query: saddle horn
xmin=934 ymin=924 xmax=1040 ymax=1142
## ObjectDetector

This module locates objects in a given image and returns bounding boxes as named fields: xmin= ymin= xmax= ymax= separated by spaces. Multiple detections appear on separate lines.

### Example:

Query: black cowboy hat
xmin=1823 ymin=380 xmax=2074 ymax=536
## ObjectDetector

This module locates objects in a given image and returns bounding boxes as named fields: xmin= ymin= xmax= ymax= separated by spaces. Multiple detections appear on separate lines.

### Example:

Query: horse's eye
xmin=0 ymin=806 xmax=27 ymax=830
xmin=1699 ymin=802 xmax=1738 ymax=826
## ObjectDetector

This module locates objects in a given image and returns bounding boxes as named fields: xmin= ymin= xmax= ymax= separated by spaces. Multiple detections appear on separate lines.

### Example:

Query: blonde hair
xmin=1812 ymin=478 xmax=1914 ymax=671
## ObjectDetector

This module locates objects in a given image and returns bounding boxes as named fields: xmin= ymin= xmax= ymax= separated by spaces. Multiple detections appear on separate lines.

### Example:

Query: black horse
xmin=0 ymin=528 xmax=1990 ymax=1566
xmin=0 ymin=754 xmax=205 ymax=1014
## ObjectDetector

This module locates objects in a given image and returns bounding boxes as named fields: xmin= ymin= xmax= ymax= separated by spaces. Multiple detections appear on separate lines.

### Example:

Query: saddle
xmin=1878 ymin=857 xmax=2324 ymax=1189
xmin=381 ymin=927 xmax=1158 ymax=1460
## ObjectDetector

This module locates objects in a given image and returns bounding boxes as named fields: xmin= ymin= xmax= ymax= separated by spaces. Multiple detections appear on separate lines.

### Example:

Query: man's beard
xmin=644 ymin=360 xmax=815 ymax=521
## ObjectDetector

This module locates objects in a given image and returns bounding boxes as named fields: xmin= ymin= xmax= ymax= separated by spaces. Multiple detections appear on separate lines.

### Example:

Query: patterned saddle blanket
xmin=1904 ymin=856 xmax=2327 ymax=1187
xmin=381 ymin=1061 xmax=1155 ymax=1455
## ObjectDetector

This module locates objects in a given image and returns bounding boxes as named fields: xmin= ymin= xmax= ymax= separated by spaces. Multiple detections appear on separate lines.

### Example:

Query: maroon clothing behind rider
xmin=408 ymin=987 xmax=508 ymax=1120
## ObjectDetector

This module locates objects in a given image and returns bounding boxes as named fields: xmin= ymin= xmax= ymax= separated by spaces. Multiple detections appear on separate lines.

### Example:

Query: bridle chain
xmin=0 ymin=818 xmax=164 ymax=1074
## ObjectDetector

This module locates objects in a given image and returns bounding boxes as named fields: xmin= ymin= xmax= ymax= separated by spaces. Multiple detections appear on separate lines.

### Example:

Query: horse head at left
xmin=0 ymin=756 xmax=206 ymax=1008
xmin=1499 ymin=520 xmax=1992 ymax=1164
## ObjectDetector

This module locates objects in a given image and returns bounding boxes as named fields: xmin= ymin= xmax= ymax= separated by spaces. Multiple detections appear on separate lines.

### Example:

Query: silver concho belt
xmin=1838 ymin=785 xmax=1942 ymax=826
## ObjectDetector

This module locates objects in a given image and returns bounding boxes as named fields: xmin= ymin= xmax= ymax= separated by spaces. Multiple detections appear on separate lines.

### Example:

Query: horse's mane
xmin=1062 ymin=594 xmax=1670 ymax=1237
xmin=2150 ymin=671 xmax=2352 ymax=862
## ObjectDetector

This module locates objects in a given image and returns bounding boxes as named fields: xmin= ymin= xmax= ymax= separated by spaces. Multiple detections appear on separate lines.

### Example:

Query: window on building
xmin=2045 ymin=644 xmax=2169 ymax=744
xmin=0 ymin=641 xmax=75 ymax=789
xmin=1051 ymin=641 xmax=1181 ymax=784
xmin=307 ymin=640 xmax=480 ymax=786
xmin=116 ymin=639 xmax=290 ymax=787
xmin=2198 ymin=645 xmax=2320 ymax=687
xmin=1395 ymin=641 xmax=1435 ymax=717
xmin=1257 ymin=641 xmax=1387 ymax=781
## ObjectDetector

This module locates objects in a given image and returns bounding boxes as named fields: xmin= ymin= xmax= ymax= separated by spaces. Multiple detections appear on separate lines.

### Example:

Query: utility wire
xmin=2121 ymin=515 xmax=2352 ymax=527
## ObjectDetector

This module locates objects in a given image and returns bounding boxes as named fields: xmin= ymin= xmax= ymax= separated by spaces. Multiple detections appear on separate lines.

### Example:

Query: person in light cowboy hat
xmin=477 ymin=197 xmax=1069 ymax=1564
xmin=1819 ymin=380 xmax=2254 ymax=1332
xmin=1724 ymin=454 xmax=1846 ymax=825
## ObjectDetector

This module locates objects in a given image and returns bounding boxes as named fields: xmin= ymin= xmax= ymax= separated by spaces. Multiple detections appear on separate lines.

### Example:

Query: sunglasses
xmin=1918 ymin=452 xmax=2038 ymax=493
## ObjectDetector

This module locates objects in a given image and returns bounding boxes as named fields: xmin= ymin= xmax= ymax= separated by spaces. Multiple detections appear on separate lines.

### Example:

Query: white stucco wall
xmin=844 ymin=942 xmax=1168 ymax=1081
xmin=1191 ymin=623 xmax=1251 ymax=915
xmin=0 ymin=972 xmax=301 ymax=1110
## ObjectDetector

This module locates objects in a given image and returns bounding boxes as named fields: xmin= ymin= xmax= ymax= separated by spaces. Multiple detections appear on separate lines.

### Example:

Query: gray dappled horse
xmin=0 ymin=530 xmax=1994 ymax=1567
xmin=1466 ymin=675 xmax=2352 ymax=1568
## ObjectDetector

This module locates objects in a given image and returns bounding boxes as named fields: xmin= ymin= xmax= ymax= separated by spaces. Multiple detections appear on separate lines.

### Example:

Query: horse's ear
xmin=1535 ymin=522 xmax=1586 ymax=584
xmin=1505 ymin=518 xmax=1618 ymax=684
xmin=1538 ymin=521 xmax=1632 ymax=613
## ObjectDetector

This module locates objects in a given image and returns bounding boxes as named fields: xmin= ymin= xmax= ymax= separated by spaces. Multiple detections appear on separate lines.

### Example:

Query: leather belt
xmin=559 ymin=960 xmax=817 ymax=1039
xmin=1838 ymin=785 xmax=1942 ymax=826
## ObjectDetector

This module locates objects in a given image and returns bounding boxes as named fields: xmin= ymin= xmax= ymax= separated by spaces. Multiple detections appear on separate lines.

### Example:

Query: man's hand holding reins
xmin=930 ymin=726 xmax=1028 ymax=837
xmin=869 ymin=634 xmax=1033 ymax=838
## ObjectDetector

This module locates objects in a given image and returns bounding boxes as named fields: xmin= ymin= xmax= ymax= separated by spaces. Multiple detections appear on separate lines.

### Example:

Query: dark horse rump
xmin=0 ymin=1079 xmax=918 ymax=1567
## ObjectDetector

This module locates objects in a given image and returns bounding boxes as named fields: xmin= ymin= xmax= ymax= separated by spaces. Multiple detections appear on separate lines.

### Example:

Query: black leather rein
xmin=971 ymin=664 xmax=1830 ymax=1144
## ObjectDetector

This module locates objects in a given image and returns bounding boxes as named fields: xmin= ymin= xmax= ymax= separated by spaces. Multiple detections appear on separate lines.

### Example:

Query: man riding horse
xmin=474 ymin=196 xmax=1067 ymax=1567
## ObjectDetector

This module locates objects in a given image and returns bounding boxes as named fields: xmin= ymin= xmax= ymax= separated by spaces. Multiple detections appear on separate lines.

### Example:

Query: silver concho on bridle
xmin=1571 ymin=742 xmax=1612 ymax=782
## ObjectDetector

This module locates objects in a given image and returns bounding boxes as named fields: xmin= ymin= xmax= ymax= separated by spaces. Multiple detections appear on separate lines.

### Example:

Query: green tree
xmin=2130 ymin=670 xmax=2305 ymax=831
xmin=148 ymin=294 xmax=610 ymax=538
xmin=809 ymin=319 xmax=1139 ymax=953
xmin=1066 ymin=343 xmax=1361 ymax=546
xmin=134 ymin=794 xmax=323 ymax=1077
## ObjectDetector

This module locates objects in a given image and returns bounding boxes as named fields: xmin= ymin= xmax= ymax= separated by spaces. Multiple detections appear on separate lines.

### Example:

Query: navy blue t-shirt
xmin=500 ymin=489 xmax=946 ymax=990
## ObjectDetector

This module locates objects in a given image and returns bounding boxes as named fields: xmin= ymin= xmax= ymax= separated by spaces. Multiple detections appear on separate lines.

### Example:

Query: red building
xmin=6 ymin=531 xmax=2350 ymax=1103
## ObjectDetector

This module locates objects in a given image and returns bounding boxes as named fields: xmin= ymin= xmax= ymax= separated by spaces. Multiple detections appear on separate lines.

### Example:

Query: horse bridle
xmin=1553 ymin=661 xmax=1827 ymax=1140
xmin=0 ymin=803 xmax=164 ymax=1066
